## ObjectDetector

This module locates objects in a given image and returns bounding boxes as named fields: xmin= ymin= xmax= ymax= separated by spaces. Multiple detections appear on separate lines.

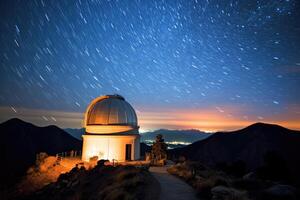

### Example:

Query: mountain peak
xmin=6 ymin=117 xmax=26 ymax=123
xmin=243 ymin=122 xmax=289 ymax=132
xmin=3 ymin=118 xmax=34 ymax=127
xmin=170 ymin=122 xmax=300 ymax=186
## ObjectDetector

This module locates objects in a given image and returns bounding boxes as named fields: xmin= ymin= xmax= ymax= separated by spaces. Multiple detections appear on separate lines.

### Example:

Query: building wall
xmin=82 ymin=134 xmax=140 ymax=162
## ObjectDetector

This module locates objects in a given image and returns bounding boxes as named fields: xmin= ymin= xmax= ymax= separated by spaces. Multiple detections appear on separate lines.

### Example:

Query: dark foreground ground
xmin=4 ymin=161 xmax=159 ymax=200
xmin=168 ymin=161 xmax=300 ymax=200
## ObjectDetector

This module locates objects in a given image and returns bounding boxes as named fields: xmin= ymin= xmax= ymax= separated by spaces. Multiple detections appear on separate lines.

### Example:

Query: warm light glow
xmin=82 ymin=135 xmax=140 ymax=162
xmin=85 ymin=125 xmax=136 ymax=134
xmin=81 ymin=95 xmax=141 ymax=162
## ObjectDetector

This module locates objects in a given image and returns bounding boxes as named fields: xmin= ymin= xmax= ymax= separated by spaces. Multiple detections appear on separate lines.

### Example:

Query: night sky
xmin=0 ymin=0 xmax=300 ymax=131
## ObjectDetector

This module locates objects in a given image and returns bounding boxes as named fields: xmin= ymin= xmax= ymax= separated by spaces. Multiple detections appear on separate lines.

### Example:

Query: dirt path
xmin=149 ymin=164 xmax=198 ymax=200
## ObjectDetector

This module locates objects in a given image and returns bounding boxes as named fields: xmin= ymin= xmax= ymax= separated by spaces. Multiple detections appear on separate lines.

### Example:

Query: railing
xmin=55 ymin=150 xmax=82 ymax=162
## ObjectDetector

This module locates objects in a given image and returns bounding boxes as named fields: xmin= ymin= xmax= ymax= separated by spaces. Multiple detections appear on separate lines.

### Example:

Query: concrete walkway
xmin=149 ymin=163 xmax=198 ymax=200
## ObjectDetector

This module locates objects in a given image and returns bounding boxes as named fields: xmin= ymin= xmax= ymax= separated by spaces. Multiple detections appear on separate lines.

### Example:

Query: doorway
xmin=125 ymin=144 xmax=132 ymax=161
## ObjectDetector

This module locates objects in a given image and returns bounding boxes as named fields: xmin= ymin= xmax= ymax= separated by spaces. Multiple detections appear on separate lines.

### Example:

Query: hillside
xmin=170 ymin=122 xmax=300 ymax=184
xmin=23 ymin=164 xmax=159 ymax=200
xmin=64 ymin=128 xmax=85 ymax=140
xmin=0 ymin=118 xmax=82 ymax=188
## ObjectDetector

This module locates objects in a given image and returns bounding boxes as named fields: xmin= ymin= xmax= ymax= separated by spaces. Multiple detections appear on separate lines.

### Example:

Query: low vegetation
xmin=167 ymin=160 xmax=299 ymax=200
xmin=15 ymin=152 xmax=82 ymax=196
xmin=11 ymin=153 xmax=159 ymax=200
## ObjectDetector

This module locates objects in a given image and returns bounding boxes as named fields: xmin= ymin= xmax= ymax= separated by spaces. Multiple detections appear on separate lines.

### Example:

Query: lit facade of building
xmin=81 ymin=95 xmax=140 ymax=162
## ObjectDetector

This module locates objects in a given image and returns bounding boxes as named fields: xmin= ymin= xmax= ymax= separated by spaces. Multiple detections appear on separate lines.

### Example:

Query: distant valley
xmin=64 ymin=128 xmax=211 ymax=149
xmin=140 ymin=129 xmax=211 ymax=149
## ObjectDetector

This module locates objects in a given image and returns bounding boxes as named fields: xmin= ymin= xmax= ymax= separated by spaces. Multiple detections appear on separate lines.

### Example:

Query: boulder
xmin=38 ymin=156 xmax=57 ymax=172
xmin=211 ymin=186 xmax=249 ymax=200
xmin=89 ymin=156 xmax=98 ymax=163
xmin=97 ymin=159 xmax=109 ymax=166
xmin=263 ymin=184 xmax=297 ymax=200
xmin=243 ymin=172 xmax=257 ymax=180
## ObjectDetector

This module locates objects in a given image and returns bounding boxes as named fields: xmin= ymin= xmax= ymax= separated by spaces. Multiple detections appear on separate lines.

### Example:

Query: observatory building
xmin=81 ymin=95 xmax=140 ymax=162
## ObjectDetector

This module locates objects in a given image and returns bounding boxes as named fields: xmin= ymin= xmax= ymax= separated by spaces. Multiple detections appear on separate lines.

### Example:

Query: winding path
xmin=149 ymin=163 xmax=198 ymax=200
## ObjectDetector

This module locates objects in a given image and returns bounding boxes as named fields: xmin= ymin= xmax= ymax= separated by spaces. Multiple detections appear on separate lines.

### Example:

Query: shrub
xmin=211 ymin=186 xmax=250 ymax=200
xmin=256 ymin=151 xmax=291 ymax=183
xmin=35 ymin=152 xmax=49 ymax=166
xmin=216 ymin=160 xmax=247 ymax=178
xmin=167 ymin=163 xmax=193 ymax=180
xmin=194 ymin=175 xmax=229 ymax=199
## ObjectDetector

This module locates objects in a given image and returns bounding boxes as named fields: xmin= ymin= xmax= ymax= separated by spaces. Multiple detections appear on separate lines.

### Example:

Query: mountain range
xmin=170 ymin=122 xmax=300 ymax=184
xmin=0 ymin=118 xmax=82 ymax=188
xmin=141 ymin=129 xmax=210 ymax=142
xmin=64 ymin=128 xmax=211 ymax=148
xmin=2 ymin=118 xmax=300 ymax=189
xmin=64 ymin=128 xmax=85 ymax=140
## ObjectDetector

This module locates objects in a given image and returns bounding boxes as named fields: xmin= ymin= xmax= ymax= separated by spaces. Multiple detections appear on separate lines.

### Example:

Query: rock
xmin=76 ymin=162 xmax=85 ymax=168
xmin=212 ymin=186 xmax=232 ymax=197
xmin=89 ymin=156 xmax=98 ymax=163
xmin=243 ymin=172 xmax=257 ymax=180
xmin=97 ymin=159 xmax=109 ymax=166
xmin=27 ymin=165 xmax=153 ymax=200
xmin=263 ymin=184 xmax=297 ymax=200
xmin=211 ymin=186 xmax=248 ymax=200
xmin=71 ymin=180 xmax=79 ymax=187
xmin=38 ymin=156 xmax=57 ymax=172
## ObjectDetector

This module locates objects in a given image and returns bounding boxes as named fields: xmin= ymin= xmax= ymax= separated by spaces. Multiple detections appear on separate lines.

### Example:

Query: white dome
xmin=85 ymin=95 xmax=138 ymax=127
xmin=82 ymin=95 xmax=140 ymax=162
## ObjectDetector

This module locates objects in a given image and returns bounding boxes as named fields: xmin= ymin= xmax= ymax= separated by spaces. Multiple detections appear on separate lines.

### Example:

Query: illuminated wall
xmin=82 ymin=134 xmax=140 ymax=162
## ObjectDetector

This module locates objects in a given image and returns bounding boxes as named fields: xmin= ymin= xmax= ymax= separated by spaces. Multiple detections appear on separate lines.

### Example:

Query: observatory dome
xmin=84 ymin=95 xmax=138 ymax=134
xmin=82 ymin=94 xmax=140 ymax=162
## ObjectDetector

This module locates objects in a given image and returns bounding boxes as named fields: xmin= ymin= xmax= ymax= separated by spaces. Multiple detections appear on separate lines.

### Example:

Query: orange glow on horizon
xmin=136 ymin=105 xmax=300 ymax=131
xmin=0 ymin=105 xmax=300 ymax=131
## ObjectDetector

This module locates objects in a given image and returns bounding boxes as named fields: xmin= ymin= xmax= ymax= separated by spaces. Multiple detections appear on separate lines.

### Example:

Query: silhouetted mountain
xmin=64 ymin=128 xmax=85 ymax=140
xmin=170 ymin=122 xmax=300 ymax=184
xmin=0 ymin=118 xmax=82 ymax=188
xmin=141 ymin=129 xmax=210 ymax=144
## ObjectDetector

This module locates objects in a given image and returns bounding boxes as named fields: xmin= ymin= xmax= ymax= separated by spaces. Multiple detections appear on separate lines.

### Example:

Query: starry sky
xmin=0 ymin=0 xmax=300 ymax=131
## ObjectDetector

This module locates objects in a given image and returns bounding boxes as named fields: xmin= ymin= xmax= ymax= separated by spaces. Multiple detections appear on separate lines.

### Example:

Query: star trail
xmin=0 ymin=0 xmax=300 ymax=130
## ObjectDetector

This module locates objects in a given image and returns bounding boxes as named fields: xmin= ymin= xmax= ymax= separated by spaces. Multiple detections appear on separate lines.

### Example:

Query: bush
xmin=167 ymin=163 xmax=193 ymax=180
xmin=211 ymin=186 xmax=249 ymax=200
xmin=35 ymin=152 xmax=49 ymax=166
xmin=256 ymin=151 xmax=291 ymax=183
xmin=216 ymin=160 xmax=247 ymax=177
xmin=194 ymin=175 xmax=229 ymax=199
xmin=260 ymin=184 xmax=298 ymax=200
xmin=232 ymin=178 xmax=266 ymax=191
xmin=38 ymin=156 xmax=57 ymax=172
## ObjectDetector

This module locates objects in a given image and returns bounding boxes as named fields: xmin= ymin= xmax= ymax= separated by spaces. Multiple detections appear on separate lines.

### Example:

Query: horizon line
xmin=1 ymin=106 xmax=300 ymax=131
